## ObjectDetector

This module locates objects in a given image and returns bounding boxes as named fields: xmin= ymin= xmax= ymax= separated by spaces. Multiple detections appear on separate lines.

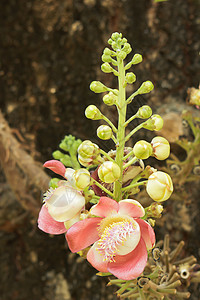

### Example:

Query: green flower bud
xmin=146 ymin=171 xmax=173 ymax=202
xmin=78 ymin=140 xmax=100 ymax=159
xmin=143 ymin=114 xmax=164 ymax=131
xmin=101 ymin=62 xmax=113 ymax=73
xmin=103 ymin=92 xmax=117 ymax=106
xmin=118 ymin=51 xmax=127 ymax=60
xmin=102 ymin=54 xmax=112 ymax=63
xmin=98 ymin=161 xmax=120 ymax=183
xmin=111 ymin=32 xmax=121 ymax=41
xmin=85 ymin=105 xmax=102 ymax=120
xmin=125 ymin=72 xmax=136 ymax=84
xmin=97 ymin=125 xmax=112 ymax=140
xmin=151 ymin=136 xmax=170 ymax=160
xmin=103 ymin=48 xmax=112 ymax=56
xmin=137 ymin=81 xmax=154 ymax=94
xmin=132 ymin=54 xmax=143 ymax=64
xmin=73 ymin=169 xmax=91 ymax=190
xmin=133 ymin=140 xmax=153 ymax=159
xmin=108 ymin=38 xmax=113 ymax=45
xmin=90 ymin=81 xmax=108 ymax=93
xmin=137 ymin=105 xmax=152 ymax=119
xmin=123 ymin=43 xmax=132 ymax=54
xmin=84 ymin=189 xmax=95 ymax=202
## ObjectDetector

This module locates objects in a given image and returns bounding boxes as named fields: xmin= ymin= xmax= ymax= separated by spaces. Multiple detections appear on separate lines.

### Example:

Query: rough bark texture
xmin=0 ymin=0 xmax=200 ymax=299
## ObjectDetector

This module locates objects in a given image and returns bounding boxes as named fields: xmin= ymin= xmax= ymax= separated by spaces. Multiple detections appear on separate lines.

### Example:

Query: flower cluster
xmin=38 ymin=33 xmax=174 ymax=286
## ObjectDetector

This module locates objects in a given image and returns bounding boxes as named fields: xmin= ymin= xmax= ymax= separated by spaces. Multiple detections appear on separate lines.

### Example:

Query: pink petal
xmin=66 ymin=217 xmax=102 ymax=253
xmin=136 ymin=219 xmax=155 ymax=250
xmin=118 ymin=199 xmax=145 ymax=218
xmin=90 ymin=197 xmax=119 ymax=217
xmin=87 ymin=242 xmax=109 ymax=273
xmin=107 ymin=238 xmax=147 ymax=280
xmin=38 ymin=205 xmax=66 ymax=234
xmin=43 ymin=160 xmax=66 ymax=177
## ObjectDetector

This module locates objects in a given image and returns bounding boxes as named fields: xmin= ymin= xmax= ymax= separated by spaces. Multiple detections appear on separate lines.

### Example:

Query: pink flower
xmin=66 ymin=197 xmax=155 ymax=280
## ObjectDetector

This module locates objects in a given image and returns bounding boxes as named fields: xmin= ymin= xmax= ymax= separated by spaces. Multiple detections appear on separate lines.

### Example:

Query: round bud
xmin=123 ymin=43 xmax=132 ymax=54
xmin=102 ymin=54 xmax=112 ymax=63
xmin=101 ymin=62 xmax=113 ymax=73
xmin=118 ymin=51 xmax=127 ymax=60
xmin=78 ymin=140 xmax=100 ymax=159
xmin=111 ymin=32 xmax=121 ymax=41
xmin=97 ymin=125 xmax=112 ymax=140
xmin=98 ymin=161 xmax=121 ymax=183
xmin=108 ymin=38 xmax=113 ymax=45
xmin=144 ymin=114 xmax=164 ymax=131
xmin=132 ymin=54 xmax=143 ymax=64
xmin=137 ymin=81 xmax=154 ymax=94
xmin=151 ymin=136 xmax=170 ymax=160
xmin=133 ymin=140 xmax=153 ymax=159
xmin=90 ymin=81 xmax=107 ymax=93
xmin=125 ymin=72 xmax=136 ymax=84
xmin=151 ymin=115 xmax=164 ymax=131
xmin=85 ymin=105 xmax=102 ymax=120
xmin=137 ymin=105 xmax=152 ymax=119
xmin=103 ymin=92 xmax=117 ymax=106
xmin=103 ymin=48 xmax=112 ymax=56
xmin=73 ymin=169 xmax=91 ymax=190
xmin=146 ymin=171 xmax=173 ymax=202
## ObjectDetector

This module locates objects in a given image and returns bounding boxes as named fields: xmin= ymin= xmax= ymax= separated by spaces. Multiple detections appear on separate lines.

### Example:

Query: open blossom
xmin=66 ymin=197 xmax=155 ymax=280
xmin=38 ymin=160 xmax=85 ymax=234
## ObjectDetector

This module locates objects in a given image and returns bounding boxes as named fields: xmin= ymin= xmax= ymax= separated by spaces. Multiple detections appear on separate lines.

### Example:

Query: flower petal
xmin=136 ymin=219 xmax=155 ymax=250
xmin=90 ymin=197 xmax=119 ymax=217
xmin=107 ymin=238 xmax=147 ymax=280
xmin=38 ymin=205 xmax=66 ymax=234
xmin=87 ymin=242 xmax=109 ymax=273
xmin=43 ymin=160 xmax=66 ymax=177
xmin=66 ymin=217 xmax=102 ymax=252
xmin=118 ymin=199 xmax=145 ymax=218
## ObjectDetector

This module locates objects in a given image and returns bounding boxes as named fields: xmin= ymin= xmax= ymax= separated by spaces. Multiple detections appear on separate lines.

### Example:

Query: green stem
xmin=122 ymin=180 xmax=147 ymax=192
xmin=124 ymin=113 xmax=138 ymax=127
xmin=125 ymin=122 xmax=146 ymax=142
xmin=92 ymin=179 xmax=114 ymax=198
xmin=123 ymin=156 xmax=138 ymax=169
xmin=113 ymin=56 xmax=127 ymax=201
xmin=126 ymin=90 xmax=139 ymax=104
xmin=102 ymin=115 xmax=117 ymax=133
xmin=123 ymin=149 xmax=134 ymax=161
xmin=100 ymin=149 xmax=115 ymax=162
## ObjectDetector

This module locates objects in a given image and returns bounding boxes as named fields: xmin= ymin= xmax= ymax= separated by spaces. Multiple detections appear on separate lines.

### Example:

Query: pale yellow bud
xmin=133 ymin=140 xmax=153 ymax=159
xmin=98 ymin=161 xmax=120 ymax=183
xmin=73 ymin=169 xmax=91 ymax=190
xmin=151 ymin=136 xmax=170 ymax=160
xmin=97 ymin=125 xmax=112 ymax=140
xmin=146 ymin=171 xmax=173 ymax=202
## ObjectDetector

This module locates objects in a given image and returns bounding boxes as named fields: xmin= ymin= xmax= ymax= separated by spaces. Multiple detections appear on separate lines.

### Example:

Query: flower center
xmin=97 ymin=218 xmax=139 ymax=262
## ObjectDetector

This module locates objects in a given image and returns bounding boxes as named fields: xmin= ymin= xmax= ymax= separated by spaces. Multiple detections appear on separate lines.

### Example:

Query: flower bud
xmin=117 ymin=51 xmax=127 ymax=60
xmin=90 ymin=81 xmax=107 ymax=93
xmin=125 ymin=72 xmax=136 ymax=84
xmin=132 ymin=54 xmax=143 ymax=64
xmin=78 ymin=140 xmax=100 ymax=159
xmin=98 ymin=161 xmax=120 ymax=183
xmin=73 ymin=169 xmax=91 ymax=190
xmin=103 ymin=92 xmax=117 ymax=106
xmin=147 ymin=202 xmax=163 ymax=218
xmin=146 ymin=171 xmax=173 ymax=202
xmin=133 ymin=140 xmax=153 ymax=159
xmin=143 ymin=114 xmax=164 ymax=131
xmin=84 ymin=189 xmax=95 ymax=202
xmin=137 ymin=81 xmax=154 ymax=94
xmin=101 ymin=62 xmax=113 ymax=73
xmin=137 ymin=105 xmax=152 ymax=119
xmin=85 ymin=105 xmax=102 ymax=120
xmin=103 ymin=48 xmax=112 ymax=56
xmin=102 ymin=54 xmax=112 ymax=63
xmin=123 ymin=43 xmax=132 ymax=54
xmin=151 ymin=136 xmax=170 ymax=160
xmin=97 ymin=125 xmax=112 ymax=140
xmin=111 ymin=32 xmax=121 ymax=41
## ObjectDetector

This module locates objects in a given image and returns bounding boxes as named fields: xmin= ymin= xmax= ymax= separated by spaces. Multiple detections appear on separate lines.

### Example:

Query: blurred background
xmin=0 ymin=0 xmax=200 ymax=299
